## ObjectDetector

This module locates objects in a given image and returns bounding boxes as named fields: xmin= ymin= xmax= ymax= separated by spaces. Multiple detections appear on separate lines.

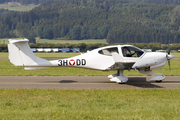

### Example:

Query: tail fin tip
xmin=9 ymin=39 xmax=29 ymax=44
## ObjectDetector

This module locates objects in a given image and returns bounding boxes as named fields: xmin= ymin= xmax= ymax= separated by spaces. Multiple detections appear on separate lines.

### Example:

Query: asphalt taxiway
xmin=0 ymin=76 xmax=180 ymax=89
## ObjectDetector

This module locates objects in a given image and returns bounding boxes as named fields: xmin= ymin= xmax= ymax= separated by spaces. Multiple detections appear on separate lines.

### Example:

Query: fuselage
xmin=48 ymin=45 xmax=171 ymax=71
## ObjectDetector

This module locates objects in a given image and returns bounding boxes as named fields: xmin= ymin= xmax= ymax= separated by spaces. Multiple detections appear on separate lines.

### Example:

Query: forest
xmin=128 ymin=0 xmax=180 ymax=5
xmin=0 ymin=0 xmax=180 ymax=44
xmin=0 ymin=0 xmax=53 ymax=5
xmin=0 ymin=9 xmax=18 ymax=16
xmin=1 ymin=0 xmax=180 ymax=5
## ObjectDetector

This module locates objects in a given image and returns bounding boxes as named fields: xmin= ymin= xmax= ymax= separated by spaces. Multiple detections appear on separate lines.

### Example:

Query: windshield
xmin=122 ymin=46 xmax=144 ymax=57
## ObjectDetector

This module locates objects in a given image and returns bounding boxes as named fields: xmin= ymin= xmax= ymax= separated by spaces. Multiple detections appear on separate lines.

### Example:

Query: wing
xmin=108 ymin=52 xmax=135 ymax=70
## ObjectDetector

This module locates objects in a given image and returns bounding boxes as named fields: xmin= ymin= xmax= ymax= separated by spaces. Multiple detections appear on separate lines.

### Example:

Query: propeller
xmin=166 ymin=43 xmax=175 ymax=73
xmin=168 ymin=59 xmax=171 ymax=73
xmin=167 ymin=44 xmax=171 ymax=73
xmin=167 ymin=44 xmax=170 ymax=55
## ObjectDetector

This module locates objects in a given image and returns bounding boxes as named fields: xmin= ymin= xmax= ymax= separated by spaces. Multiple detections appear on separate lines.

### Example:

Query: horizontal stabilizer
xmin=25 ymin=67 xmax=53 ymax=70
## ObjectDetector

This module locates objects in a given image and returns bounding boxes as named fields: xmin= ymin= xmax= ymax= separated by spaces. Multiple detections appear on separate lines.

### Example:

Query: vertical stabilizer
xmin=8 ymin=39 xmax=51 ymax=67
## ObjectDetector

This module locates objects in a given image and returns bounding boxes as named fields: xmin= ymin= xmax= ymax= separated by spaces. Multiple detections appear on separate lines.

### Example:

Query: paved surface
xmin=0 ymin=76 xmax=180 ymax=89
xmin=173 ymin=57 xmax=180 ymax=59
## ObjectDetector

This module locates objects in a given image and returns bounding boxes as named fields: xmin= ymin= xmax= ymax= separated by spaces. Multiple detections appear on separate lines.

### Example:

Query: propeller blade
xmin=167 ymin=42 xmax=173 ymax=74
xmin=167 ymin=44 xmax=170 ymax=55
xmin=168 ymin=59 xmax=171 ymax=73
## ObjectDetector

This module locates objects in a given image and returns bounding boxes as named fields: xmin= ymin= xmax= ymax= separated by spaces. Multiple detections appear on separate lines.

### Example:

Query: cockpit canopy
xmin=121 ymin=46 xmax=144 ymax=57
xmin=98 ymin=47 xmax=118 ymax=56
xmin=98 ymin=46 xmax=144 ymax=57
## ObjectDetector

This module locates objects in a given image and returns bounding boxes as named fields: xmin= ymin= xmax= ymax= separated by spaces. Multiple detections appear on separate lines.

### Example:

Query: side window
xmin=122 ymin=46 xmax=144 ymax=57
xmin=98 ymin=47 xmax=118 ymax=56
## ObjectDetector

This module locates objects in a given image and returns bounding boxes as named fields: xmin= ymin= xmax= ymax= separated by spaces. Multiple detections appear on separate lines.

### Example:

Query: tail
xmin=8 ymin=39 xmax=52 ymax=70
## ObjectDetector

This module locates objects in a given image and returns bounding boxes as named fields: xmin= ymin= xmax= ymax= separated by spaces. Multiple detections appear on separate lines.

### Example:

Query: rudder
xmin=8 ymin=39 xmax=50 ymax=67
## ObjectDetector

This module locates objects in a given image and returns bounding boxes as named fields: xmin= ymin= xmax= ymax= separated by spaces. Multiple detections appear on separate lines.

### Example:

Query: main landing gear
xmin=108 ymin=70 xmax=128 ymax=84
xmin=108 ymin=69 xmax=165 ymax=84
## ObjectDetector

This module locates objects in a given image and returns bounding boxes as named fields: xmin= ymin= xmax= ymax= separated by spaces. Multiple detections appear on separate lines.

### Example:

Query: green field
xmin=1 ymin=49 xmax=180 ymax=120
xmin=0 ymin=38 xmax=24 ymax=44
xmin=0 ymin=38 xmax=12 ymax=44
xmin=0 ymin=4 xmax=39 ymax=11
xmin=0 ymin=38 xmax=107 ymax=44
xmin=37 ymin=38 xmax=107 ymax=44
xmin=0 ymin=89 xmax=180 ymax=120
xmin=0 ymin=52 xmax=180 ymax=76
xmin=1 ymin=3 xmax=180 ymax=120
xmin=0 ymin=58 xmax=179 ymax=76
xmin=1 ymin=52 xmax=180 ymax=57
xmin=0 ymin=52 xmax=81 ymax=57
xmin=172 ymin=53 xmax=180 ymax=57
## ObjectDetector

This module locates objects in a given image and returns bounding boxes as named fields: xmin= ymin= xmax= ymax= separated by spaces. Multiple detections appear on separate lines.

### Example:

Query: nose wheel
xmin=139 ymin=70 xmax=165 ymax=82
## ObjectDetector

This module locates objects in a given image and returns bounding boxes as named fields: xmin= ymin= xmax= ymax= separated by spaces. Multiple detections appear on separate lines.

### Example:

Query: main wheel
xmin=155 ymin=80 xmax=162 ymax=83
xmin=118 ymin=82 xmax=126 ymax=84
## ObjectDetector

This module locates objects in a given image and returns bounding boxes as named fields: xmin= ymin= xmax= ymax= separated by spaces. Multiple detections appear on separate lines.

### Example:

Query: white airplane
xmin=8 ymin=39 xmax=174 ymax=83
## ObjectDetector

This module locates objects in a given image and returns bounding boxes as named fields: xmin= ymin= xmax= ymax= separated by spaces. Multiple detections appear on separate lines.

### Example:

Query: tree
xmin=89 ymin=26 xmax=97 ymax=39
xmin=81 ymin=27 xmax=87 ymax=39
xmin=27 ymin=33 xmax=36 ymax=44
xmin=37 ymin=26 xmax=44 ymax=39
xmin=68 ymin=25 xmax=82 ymax=40
xmin=97 ymin=25 xmax=109 ymax=39
xmin=61 ymin=28 xmax=65 ymax=38
xmin=43 ymin=27 xmax=53 ymax=39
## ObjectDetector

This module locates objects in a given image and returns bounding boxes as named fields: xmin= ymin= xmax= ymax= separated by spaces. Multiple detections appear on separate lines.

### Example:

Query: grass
xmin=1 ymin=52 xmax=180 ymax=57
xmin=0 ymin=58 xmax=179 ymax=76
xmin=0 ymin=38 xmax=10 ymax=44
xmin=0 ymin=89 xmax=180 ymax=119
xmin=172 ymin=52 xmax=180 ymax=57
xmin=0 ymin=52 xmax=180 ymax=76
xmin=0 ymin=38 xmax=24 ymax=44
xmin=0 ymin=52 xmax=81 ymax=57
xmin=36 ymin=38 xmax=107 ymax=44
xmin=0 ymin=38 xmax=107 ymax=44
xmin=0 ymin=4 xmax=39 ymax=11
xmin=0 ymin=52 xmax=8 ymax=57
xmin=0 ymin=48 xmax=180 ymax=119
